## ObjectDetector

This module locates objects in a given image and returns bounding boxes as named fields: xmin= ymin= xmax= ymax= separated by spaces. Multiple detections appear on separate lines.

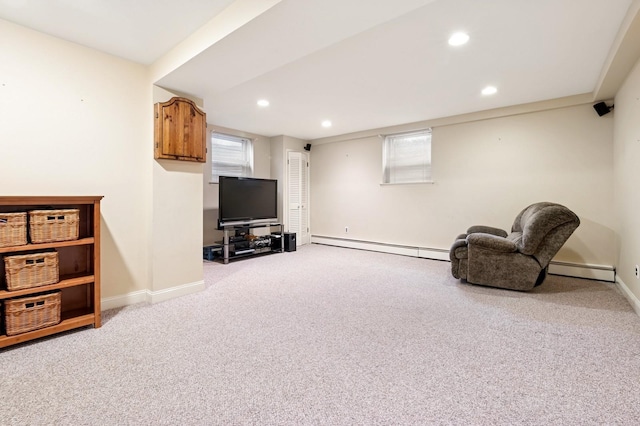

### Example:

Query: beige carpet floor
xmin=1 ymin=244 xmax=639 ymax=425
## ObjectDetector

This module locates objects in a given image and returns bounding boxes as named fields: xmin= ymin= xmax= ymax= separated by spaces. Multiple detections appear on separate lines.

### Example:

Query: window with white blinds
xmin=211 ymin=133 xmax=253 ymax=183
xmin=382 ymin=129 xmax=432 ymax=184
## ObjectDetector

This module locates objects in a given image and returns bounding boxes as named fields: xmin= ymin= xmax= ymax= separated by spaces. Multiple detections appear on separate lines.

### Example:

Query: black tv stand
xmin=221 ymin=223 xmax=284 ymax=264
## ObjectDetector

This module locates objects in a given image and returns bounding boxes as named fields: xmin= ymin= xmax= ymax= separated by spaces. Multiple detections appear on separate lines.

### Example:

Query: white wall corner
xmin=101 ymin=280 xmax=205 ymax=311
xmin=615 ymin=276 xmax=640 ymax=317
xmin=148 ymin=280 xmax=205 ymax=304
xmin=101 ymin=290 xmax=149 ymax=311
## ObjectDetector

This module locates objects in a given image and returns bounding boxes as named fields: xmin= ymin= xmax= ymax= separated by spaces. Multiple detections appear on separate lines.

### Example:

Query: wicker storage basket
xmin=29 ymin=209 xmax=79 ymax=243
xmin=4 ymin=251 xmax=59 ymax=291
xmin=0 ymin=212 xmax=27 ymax=248
xmin=4 ymin=291 xmax=61 ymax=336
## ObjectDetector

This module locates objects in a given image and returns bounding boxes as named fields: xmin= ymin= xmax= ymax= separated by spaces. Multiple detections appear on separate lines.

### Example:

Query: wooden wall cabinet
xmin=0 ymin=196 xmax=102 ymax=348
xmin=154 ymin=97 xmax=207 ymax=162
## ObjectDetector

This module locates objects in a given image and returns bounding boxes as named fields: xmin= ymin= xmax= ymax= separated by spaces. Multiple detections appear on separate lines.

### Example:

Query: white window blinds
xmin=211 ymin=133 xmax=253 ymax=183
xmin=382 ymin=129 xmax=432 ymax=184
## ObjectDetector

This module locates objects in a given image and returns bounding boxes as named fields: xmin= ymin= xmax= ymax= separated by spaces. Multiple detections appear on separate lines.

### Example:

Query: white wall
xmin=0 ymin=18 xmax=215 ymax=305
xmin=151 ymin=87 xmax=205 ymax=294
xmin=310 ymin=103 xmax=615 ymax=268
xmin=0 ymin=19 xmax=152 ymax=299
xmin=614 ymin=56 xmax=640 ymax=302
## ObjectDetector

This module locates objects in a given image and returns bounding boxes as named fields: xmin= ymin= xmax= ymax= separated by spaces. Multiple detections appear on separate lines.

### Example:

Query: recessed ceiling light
xmin=448 ymin=32 xmax=469 ymax=46
xmin=321 ymin=120 xmax=332 ymax=128
xmin=257 ymin=99 xmax=269 ymax=107
xmin=481 ymin=86 xmax=497 ymax=96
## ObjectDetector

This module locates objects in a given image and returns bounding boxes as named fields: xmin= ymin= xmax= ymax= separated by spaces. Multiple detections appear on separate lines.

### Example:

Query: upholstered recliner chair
xmin=449 ymin=202 xmax=580 ymax=291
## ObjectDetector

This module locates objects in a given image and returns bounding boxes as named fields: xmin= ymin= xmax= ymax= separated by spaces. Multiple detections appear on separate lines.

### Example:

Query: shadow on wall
xmin=100 ymin=216 xmax=137 ymax=323
xmin=204 ymin=208 xmax=221 ymax=246
xmin=561 ymin=216 xmax=615 ymax=267
xmin=156 ymin=158 xmax=204 ymax=174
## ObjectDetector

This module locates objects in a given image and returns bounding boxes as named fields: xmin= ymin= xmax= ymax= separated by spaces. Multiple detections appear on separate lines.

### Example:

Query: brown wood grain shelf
xmin=0 ymin=275 xmax=95 ymax=300
xmin=0 ymin=196 xmax=101 ymax=349
xmin=0 ymin=237 xmax=95 ymax=254
xmin=0 ymin=313 xmax=96 ymax=349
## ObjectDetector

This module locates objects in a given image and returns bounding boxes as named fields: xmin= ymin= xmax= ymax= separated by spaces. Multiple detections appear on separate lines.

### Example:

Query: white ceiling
xmin=0 ymin=0 xmax=634 ymax=140
xmin=0 ymin=0 xmax=236 ymax=64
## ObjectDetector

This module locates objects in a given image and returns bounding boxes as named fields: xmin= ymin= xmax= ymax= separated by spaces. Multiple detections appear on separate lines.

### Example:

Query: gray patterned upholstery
xmin=449 ymin=202 xmax=580 ymax=291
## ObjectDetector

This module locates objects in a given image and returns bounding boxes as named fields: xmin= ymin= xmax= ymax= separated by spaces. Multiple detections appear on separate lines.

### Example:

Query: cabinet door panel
xmin=155 ymin=97 xmax=206 ymax=162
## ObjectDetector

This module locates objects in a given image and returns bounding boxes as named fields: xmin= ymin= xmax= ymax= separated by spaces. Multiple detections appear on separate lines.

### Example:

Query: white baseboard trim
xmin=312 ymin=236 xmax=422 ymax=257
xmin=418 ymin=247 xmax=451 ymax=261
xmin=148 ymin=280 xmax=205 ymax=304
xmin=615 ymin=276 xmax=640 ymax=316
xmin=548 ymin=261 xmax=615 ymax=282
xmin=100 ymin=280 xmax=205 ymax=311
xmin=311 ymin=235 xmax=615 ymax=282
xmin=101 ymin=290 xmax=149 ymax=311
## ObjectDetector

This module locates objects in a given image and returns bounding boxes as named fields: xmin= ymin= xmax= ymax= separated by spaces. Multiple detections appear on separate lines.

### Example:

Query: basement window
xmin=382 ymin=129 xmax=432 ymax=184
xmin=211 ymin=133 xmax=253 ymax=183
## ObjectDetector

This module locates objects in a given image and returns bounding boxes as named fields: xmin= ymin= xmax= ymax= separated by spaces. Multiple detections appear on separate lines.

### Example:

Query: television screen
xmin=218 ymin=177 xmax=278 ymax=227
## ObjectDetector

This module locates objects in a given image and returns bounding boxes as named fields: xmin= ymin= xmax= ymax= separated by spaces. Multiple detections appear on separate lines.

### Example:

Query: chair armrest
xmin=466 ymin=225 xmax=508 ymax=238
xmin=467 ymin=233 xmax=517 ymax=252
xmin=449 ymin=238 xmax=468 ymax=261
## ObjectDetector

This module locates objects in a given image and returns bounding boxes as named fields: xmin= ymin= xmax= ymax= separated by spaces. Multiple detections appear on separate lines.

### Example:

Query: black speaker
xmin=593 ymin=101 xmax=613 ymax=116
xmin=271 ymin=232 xmax=297 ymax=252
xmin=304 ymin=143 xmax=311 ymax=151
xmin=283 ymin=232 xmax=296 ymax=252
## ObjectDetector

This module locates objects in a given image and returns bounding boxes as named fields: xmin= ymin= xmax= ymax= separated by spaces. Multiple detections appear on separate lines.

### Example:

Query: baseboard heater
xmin=310 ymin=235 xmax=615 ymax=282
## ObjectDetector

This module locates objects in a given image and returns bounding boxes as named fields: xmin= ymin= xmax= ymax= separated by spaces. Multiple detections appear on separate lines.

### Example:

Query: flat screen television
xmin=218 ymin=176 xmax=278 ymax=228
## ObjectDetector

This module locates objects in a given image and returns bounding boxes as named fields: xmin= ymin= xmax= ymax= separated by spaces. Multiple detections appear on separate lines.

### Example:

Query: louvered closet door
xmin=287 ymin=151 xmax=310 ymax=246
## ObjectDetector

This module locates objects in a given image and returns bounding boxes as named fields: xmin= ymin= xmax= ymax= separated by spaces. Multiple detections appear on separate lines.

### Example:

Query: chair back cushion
xmin=510 ymin=202 xmax=580 ymax=266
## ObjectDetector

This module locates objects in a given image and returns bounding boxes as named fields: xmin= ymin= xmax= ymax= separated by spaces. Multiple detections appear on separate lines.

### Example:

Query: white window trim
xmin=381 ymin=129 xmax=433 ymax=185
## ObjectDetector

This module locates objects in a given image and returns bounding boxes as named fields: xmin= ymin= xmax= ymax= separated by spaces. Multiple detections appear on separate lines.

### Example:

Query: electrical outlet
xmin=345 ymin=226 xmax=348 ymax=233
xmin=636 ymin=265 xmax=639 ymax=279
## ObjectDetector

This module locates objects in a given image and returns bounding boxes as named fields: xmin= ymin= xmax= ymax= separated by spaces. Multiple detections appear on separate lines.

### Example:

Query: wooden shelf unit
xmin=0 ymin=196 xmax=102 ymax=349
